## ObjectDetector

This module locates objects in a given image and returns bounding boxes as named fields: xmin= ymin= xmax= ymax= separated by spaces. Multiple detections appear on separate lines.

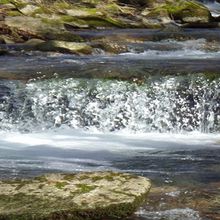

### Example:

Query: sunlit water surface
xmin=1 ymin=35 xmax=220 ymax=219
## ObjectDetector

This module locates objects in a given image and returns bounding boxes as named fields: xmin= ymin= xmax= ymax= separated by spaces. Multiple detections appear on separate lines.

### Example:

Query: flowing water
xmin=0 ymin=30 xmax=220 ymax=219
xmin=199 ymin=0 xmax=220 ymax=17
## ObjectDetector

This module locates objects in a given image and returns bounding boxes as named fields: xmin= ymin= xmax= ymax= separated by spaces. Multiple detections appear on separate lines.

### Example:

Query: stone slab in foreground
xmin=0 ymin=171 xmax=151 ymax=220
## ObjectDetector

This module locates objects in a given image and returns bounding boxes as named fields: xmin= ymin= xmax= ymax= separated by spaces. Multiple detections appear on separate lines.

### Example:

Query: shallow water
xmin=202 ymin=1 xmax=220 ymax=17
xmin=0 ymin=130 xmax=220 ymax=219
xmin=0 ymin=30 xmax=220 ymax=219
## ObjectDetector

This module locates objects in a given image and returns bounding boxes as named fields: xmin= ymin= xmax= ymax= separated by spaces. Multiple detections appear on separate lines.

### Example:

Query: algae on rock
xmin=142 ymin=0 xmax=211 ymax=26
xmin=36 ymin=40 xmax=93 ymax=54
xmin=0 ymin=171 xmax=151 ymax=220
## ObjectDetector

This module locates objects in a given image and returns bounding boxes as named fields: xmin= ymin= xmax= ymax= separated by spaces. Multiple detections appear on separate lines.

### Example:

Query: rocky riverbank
xmin=0 ymin=171 xmax=151 ymax=220
xmin=0 ymin=0 xmax=220 ymax=54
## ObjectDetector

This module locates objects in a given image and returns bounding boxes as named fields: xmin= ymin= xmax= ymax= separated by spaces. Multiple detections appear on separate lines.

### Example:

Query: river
xmin=0 ymin=25 xmax=220 ymax=220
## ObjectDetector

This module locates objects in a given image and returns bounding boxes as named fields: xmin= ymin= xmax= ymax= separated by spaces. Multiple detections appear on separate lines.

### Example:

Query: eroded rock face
xmin=0 ymin=171 xmax=151 ymax=220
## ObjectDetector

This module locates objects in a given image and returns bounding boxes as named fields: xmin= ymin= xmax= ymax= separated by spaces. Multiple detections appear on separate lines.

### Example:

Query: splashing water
xmin=136 ymin=208 xmax=201 ymax=220
xmin=0 ymin=73 xmax=219 ymax=133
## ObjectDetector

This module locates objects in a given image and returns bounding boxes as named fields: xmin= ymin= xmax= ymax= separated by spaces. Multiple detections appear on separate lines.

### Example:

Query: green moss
xmin=0 ymin=0 xmax=10 ymax=4
xmin=61 ymin=15 xmax=79 ymax=22
xmin=31 ymin=7 xmax=52 ymax=16
xmin=34 ymin=175 xmax=47 ymax=182
xmin=38 ymin=184 xmax=44 ymax=189
xmin=76 ymin=184 xmax=97 ymax=193
xmin=82 ymin=16 xmax=126 ymax=28
xmin=203 ymin=72 xmax=220 ymax=81
xmin=164 ymin=0 xmax=210 ymax=22
xmin=0 ymin=172 xmax=151 ymax=220
xmin=91 ymin=176 xmax=103 ymax=182
xmin=104 ymin=175 xmax=114 ymax=181
xmin=15 ymin=183 xmax=26 ymax=190
xmin=10 ymin=0 xmax=27 ymax=8
xmin=41 ymin=17 xmax=63 ymax=26
xmin=0 ymin=172 xmax=148 ymax=220
xmin=53 ymin=1 xmax=72 ymax=10
xmin=55 ymin=181 xmax=69 ymax=189
xmin=78 ymin=174 xmax=91 ymax=180
xmin=0 ymin=193 xmax=52 ymax=219
xmin=2 ymin=179 xmax=32 ymax=185
xmin=63 ymin=173 xmax=77 ymax=181
xmin=6 ymin=10 xmax=22 ymax=16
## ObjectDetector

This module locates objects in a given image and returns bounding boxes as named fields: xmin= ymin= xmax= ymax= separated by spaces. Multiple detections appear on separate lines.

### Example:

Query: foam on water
xmin=121 ymin=39 xmax=220 ymax=58
xmin=0 ymin=129 xmax=220 ymax=151
xmin=136 ymin=208 xmax=201 ymax=220
xmin=0 ymin=128 xmax=220 ymax=180
xmin=203 ymin=1 xmax=220 ymax=17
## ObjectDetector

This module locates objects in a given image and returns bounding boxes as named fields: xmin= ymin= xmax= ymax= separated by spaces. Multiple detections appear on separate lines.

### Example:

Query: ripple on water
xmin=135 ymin=208 xmax=201 ymax=220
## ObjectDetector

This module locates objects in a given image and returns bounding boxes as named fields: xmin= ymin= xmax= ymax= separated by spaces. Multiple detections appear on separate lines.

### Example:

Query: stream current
xmin=0 ymin=29 xmax=220 ymax=219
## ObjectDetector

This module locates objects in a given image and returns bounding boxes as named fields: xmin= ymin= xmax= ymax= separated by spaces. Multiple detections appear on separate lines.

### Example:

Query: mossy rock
xmin=65 ymin=8 xmax=127 ymax=28
xmin=0 ymin=171 xmax=151 ymax=220
xmin=4 ymin=16 xmax=64 ymax=38
xmin=4 ymin=16 xmax=82 ymax=41
xmin=36 ymin=40 xmax=92 ymax=54
xmin=92 ymin=40 xmax=129 ymax=54
xmin=0 ymin=0 xmax=11 ymax=4
xmin=142 ymin=0 xmax=211 ymax=25
xmin=6 ymin=10 xmax=22 ymax=17
xmin=0 ymin=34 xmax=15 ymax=44
xmin=141 ymin=7 xmax=171 ymax=28
xmin=117 ymin=0 xmax=165 ymax=7
xmin=19 ymin=4 xmax=41 ymax=16
xmin=165 ymin=0 xmax=211 ymax=24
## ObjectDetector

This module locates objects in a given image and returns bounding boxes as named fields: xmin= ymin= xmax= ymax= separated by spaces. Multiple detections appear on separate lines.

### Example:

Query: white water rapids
xmin=1 ymin=36 xmax=220 ymax=219
xmin=1 ymin=74 xmax=220 ymax=133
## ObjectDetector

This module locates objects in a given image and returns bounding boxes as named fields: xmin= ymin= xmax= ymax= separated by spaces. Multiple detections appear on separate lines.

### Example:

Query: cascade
xmin=0 ymin=74 xmax=219 ymax=133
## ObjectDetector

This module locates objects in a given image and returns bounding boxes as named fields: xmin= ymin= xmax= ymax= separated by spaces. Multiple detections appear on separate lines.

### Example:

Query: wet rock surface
xmin=0 ymin=171 xmax=151 ymax=220
xmin=140 ymin=183 xmax=220 ymax=220
xmin=0 ymin=0 xmax=218 ymax=54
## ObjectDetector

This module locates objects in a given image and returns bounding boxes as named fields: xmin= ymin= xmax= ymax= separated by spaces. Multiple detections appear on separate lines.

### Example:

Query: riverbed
xmin=0 ymin=28 xmax=220 ymax=219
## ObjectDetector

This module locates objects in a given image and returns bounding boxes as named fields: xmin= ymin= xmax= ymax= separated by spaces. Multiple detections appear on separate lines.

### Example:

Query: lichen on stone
xmin=0 ymin=171 xmax=151 ymax=220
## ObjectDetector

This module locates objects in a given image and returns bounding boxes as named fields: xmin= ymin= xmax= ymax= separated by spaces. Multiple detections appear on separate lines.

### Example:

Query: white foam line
xmin=0 ymin=129 xmax=220 ymax=152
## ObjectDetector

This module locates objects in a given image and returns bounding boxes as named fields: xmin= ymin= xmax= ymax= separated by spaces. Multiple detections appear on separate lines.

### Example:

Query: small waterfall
xmin=0 ymin=73 xmax=219 ymax=133
xmin=197 ymin=0 xmax=220 ymax=17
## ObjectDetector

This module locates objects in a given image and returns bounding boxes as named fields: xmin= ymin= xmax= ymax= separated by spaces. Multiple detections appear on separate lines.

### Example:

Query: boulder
xmin=4 ymin=16 xmax=64 ymax=38
xmin=164 ymin=0 xmax=211 ymax=24
xmin=19 ymin=4 xmax=41 ymax=16
xmin=36 ymin=40 xmax=93 ymax=54
xmin=0 ymin=171 xmax=151 ymax=220
xmin=23 ymin=38 xmax=45 ymax=46
xmin=117 ymin=0 xmax=165 ymax=7
xmin=142 ymin=7 xmax=171 ymax=28
xmin=141 ymin=0 xmax=211 ymax=27
xmin=4 ymin=16 xmax=82 ymax=41
xmin=92 ymin=40 xmax=129 ymax=54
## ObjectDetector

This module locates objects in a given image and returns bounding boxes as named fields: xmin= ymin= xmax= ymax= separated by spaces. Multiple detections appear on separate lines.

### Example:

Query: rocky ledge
xmin=0 ymin=171 xmax=151 ymax=220
xmin=0 ymin=0 xmax=219 ymax=54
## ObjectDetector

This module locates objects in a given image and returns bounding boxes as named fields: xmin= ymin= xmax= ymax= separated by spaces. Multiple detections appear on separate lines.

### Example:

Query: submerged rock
xmin=0 ymin=171 xmax=151 ymax=220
